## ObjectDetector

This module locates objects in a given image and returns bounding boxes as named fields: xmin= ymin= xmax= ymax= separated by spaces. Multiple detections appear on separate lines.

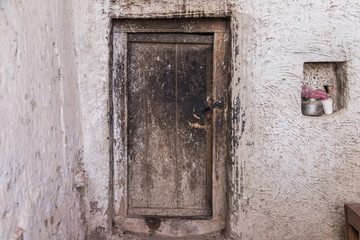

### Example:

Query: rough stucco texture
xmin=78 ymin=1 xmax=360 ymax=239
xmin=0 ymin=1 xmax=85 ymax=239
xmin=230 ymin=1 xmax=360 ymax=239
xmin=3 ymin=0 xmax=360 ymax=239
xmin=73 ymin=0 xmax=111 ymax=238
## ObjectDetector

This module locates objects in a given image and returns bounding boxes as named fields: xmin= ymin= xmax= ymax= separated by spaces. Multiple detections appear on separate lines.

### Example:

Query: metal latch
xmin=202 ymin=98 xmax=225 ymax=112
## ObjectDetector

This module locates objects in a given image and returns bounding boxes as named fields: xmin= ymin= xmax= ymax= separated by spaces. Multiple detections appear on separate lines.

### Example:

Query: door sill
xmin=114 ymin=216 xmax=225 ymax=237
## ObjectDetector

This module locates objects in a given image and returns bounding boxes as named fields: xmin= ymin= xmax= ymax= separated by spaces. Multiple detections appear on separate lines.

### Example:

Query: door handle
xmin=202 ymin=99 xmax=224 ymax=112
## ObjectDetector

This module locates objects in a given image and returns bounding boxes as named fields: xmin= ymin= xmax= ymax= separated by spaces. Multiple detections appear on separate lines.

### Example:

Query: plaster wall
xmin=0 ymin=1 xmax=85 ymax=239
xmin=230 ymin=2 xmax=360 ymax=239
xmin=74 ymin=0 xmax=360 ymax=239
xmin=73 ymin=0 xmax=111 ymax=238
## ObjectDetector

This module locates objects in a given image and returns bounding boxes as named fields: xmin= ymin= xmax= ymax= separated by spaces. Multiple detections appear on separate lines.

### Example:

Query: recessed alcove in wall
xmin=302 ymin=62 xmax=348 ymax=115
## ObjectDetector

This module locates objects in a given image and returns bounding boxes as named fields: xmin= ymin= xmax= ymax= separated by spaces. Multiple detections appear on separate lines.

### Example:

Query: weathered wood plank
xmin=129 ymin=33 xmax=214 ymax=44
xmin=111 ymin=32 xmax=129 ymax=216
xmin=128 ymin=43 xmax=177 ymax=211
xmin=129 ymin=208 xmax=211 ymax=217
xmin=212 ymin=31 xmax=230 ymax=220
xmin=176 ymin=43 xmax=213 ymax=210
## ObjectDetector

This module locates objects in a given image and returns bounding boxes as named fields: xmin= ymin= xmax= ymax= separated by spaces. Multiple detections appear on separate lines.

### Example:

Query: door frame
xmin=110 ymin=18 xmax=230 ymax=237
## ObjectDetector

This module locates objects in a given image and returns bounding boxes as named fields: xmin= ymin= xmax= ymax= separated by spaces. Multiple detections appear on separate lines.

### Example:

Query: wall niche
xmin=302 ymin=62 xmax=347 ymax=116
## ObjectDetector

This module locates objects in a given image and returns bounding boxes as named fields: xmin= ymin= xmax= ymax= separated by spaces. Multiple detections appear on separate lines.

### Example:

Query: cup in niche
xmin=321 ymin=98 xmax=333 ymax=114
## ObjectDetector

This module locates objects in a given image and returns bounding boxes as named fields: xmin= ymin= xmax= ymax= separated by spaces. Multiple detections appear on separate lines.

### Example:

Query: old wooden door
xmin=112 ymin=19 xmax=229 ymax=235
xmin=127 ymin=33 xmax=214 ymax=217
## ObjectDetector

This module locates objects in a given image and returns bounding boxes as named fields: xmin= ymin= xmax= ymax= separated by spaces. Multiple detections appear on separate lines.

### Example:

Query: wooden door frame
xmin=110 ymin=18 xmax=230 ymax=237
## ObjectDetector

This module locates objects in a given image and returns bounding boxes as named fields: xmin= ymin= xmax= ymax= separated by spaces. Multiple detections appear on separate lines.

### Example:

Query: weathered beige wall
xmin=230 ymin=1 xmax=360 ymax=239
xmin=73 ymin=0 xmax=112 ymax=238
xmin=3 ymin=0 xmax=356 ymax=239
xmin=0 ymin=1 xmax=85 ymax=239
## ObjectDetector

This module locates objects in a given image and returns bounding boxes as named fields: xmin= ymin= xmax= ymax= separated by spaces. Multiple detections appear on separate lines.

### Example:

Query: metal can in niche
xmin=301 ymin=98 xmax=323 ymax=116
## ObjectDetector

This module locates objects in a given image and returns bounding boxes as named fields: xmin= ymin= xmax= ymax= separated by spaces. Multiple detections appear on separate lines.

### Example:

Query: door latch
xmin=202 ymin=98 xmax=225 ymax=112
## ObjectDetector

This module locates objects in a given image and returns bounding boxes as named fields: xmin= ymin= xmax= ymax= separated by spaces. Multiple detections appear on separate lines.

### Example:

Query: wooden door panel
xmin=176 ymin=44 xmax=213 ymax=210
xmin=127 ymin=34 xmax=214 ymax=217
xmin=128 ymin=43 xmax=177 ymax=210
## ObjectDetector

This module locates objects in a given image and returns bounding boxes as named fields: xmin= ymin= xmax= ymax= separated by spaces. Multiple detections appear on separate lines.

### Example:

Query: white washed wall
xmin=0 ymin=1 xmax=85 ymax=239
xmin=2 ymin=0 xmax=359 ymax=239
xmin=77 ymin=1 xmax=360 ymax=239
